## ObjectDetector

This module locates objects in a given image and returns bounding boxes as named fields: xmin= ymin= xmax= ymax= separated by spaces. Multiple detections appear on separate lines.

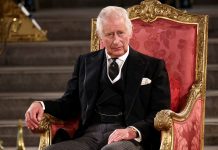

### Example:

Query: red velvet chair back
xmin=130 ymin=18 xmax=197 ymax=112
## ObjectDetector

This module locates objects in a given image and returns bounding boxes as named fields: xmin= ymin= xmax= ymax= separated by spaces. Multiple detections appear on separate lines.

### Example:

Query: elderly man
xmin=25 ymin=6 xmax=170 ymax=150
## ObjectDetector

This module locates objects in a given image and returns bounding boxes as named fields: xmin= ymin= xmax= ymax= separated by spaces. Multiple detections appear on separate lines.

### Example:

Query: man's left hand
xmin=108 ymin=128 xmax=137 ymax=144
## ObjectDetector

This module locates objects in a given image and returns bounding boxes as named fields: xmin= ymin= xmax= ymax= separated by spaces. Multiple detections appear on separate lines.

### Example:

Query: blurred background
xmin=0 ymin=0 xmax=218 ymax=149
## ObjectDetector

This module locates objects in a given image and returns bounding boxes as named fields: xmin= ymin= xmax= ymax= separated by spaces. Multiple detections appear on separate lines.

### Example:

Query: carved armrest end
xmin=31 ymin=113 xmax=63 ymax=133
xmin=154 ymin=109 xmax=174 ymax=131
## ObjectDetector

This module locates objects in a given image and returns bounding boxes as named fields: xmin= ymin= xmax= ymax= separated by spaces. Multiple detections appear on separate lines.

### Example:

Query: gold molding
xmin=90 ymin=18 xmax=100 ymax=52
xmin=0 ymin=140 xmax=3 ymax=150
xmin=17 ymin=119 xmax=26 ymax=150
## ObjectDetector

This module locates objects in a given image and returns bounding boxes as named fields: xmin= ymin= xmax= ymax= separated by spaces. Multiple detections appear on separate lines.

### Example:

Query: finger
xmin=27 ymin=111 xmax=39 ymax=129
xmin=30 ymin=110 xmax=40 ymax=125
xmin=108 ymin=131 xmax=116 ymax=144
xmin=37 ymin=108 xmax=44 ymax=122
xmin=108 ymin=130 xmax=123 ymax=144
xmin=108 ymin=135 xmax=123 ymax=144
xmin=25 ymin=111 xmax=36 ymax=129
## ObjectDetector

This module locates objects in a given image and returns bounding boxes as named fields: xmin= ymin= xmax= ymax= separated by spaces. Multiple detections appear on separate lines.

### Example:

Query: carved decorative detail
xmin=160 ymin=130 xmax=173 ymax=150
xmin=39 ymin=114 xmax=51 ymax=131
xmin=37 ymin=113 xmax=65 ymax=150
xmin=154 ymin=110 xmax=173 ymax=131
xmin=38 ymin=130 xmax=51 ymax=150
xmin=128 ymin=0 xmax=197 ymax=23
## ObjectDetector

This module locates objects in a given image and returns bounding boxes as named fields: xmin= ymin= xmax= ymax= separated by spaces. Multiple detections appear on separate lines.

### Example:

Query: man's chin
xmin=113 ymin=52 xmax=125 ymax=57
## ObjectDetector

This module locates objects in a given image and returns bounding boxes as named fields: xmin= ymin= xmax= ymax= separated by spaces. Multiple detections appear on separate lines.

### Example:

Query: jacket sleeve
xmin=43 ymin=56 xmax=82 ymax=120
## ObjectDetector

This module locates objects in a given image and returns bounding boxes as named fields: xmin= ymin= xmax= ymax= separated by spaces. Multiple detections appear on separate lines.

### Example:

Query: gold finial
xmin=17 ymin=119 xmax=26 ymax=150
xmin=0 ymin=140 xmax=4 ymax=150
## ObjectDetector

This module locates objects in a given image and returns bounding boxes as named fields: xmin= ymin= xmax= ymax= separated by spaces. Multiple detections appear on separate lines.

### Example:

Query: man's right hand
xmin=25 ymin=101 xmax=44 ymax=130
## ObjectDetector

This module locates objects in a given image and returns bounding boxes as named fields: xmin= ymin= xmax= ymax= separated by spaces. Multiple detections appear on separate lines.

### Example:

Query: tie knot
xmin=111 ymin=58 xmax=117 ymax=62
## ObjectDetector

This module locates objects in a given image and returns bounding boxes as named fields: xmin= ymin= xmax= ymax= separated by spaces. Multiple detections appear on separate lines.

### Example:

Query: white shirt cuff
xmin=128 ymin=126 xmax=142 ymax=142
xmin=36 ymin=101 xmax=45 ymax=110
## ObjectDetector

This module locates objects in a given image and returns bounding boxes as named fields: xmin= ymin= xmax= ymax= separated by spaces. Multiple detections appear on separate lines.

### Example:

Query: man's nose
xmin=113 ymin=33 xmax=120 ymax=44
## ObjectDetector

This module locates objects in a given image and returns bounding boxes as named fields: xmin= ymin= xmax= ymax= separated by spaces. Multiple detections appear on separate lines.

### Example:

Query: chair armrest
xmin=31 ymin=113 xmax=63 ymax=133
xmin=154 ymin=82 xmax=204 ymax=150
xmin=31 ymin=113 xmax=79 ymax=150
xmin=30 ymin=113 xmax=63 ymax=150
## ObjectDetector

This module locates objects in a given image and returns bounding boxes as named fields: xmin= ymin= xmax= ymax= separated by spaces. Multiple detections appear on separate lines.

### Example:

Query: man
xmin=25 ymin=6 xmax=170 ymax=150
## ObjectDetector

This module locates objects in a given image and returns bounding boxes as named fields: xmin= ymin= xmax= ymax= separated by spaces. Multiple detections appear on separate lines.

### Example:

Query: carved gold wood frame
xmin=91 ymin=0 xmax=208 ymax=150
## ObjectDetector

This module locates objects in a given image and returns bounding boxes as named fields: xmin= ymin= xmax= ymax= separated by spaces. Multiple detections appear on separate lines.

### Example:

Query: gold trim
xmin=17 ymin=119 xmax=26 ymax=150
xmin=154 ymin=109 xmax=173 ymax=150
xmin=0 ymin=140 xmax=3 ymax=150
xmin=90 ymin=18 xmax=99 ymax=52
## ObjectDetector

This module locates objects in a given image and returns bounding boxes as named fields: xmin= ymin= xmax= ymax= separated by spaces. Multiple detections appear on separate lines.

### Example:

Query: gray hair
xmin=96 ymin=6 xmax=132 ymax=38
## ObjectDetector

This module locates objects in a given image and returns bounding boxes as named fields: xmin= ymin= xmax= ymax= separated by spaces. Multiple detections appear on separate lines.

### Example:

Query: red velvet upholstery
xmin=173 ymin=98 xmax=203 ymax=150
xmin=51 ymin=118 xmax=79 ymax=139
xmin=129 ymin=18 xmax=197 ymax=112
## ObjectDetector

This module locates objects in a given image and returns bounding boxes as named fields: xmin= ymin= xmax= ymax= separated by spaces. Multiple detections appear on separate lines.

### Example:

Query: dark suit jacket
xmin=44 ymin=47 xmax=171 ymax=148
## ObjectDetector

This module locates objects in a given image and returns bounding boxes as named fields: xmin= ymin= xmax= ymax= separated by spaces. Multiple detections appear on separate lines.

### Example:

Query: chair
xmin=36 ymin=0 xmax=208 ymax=150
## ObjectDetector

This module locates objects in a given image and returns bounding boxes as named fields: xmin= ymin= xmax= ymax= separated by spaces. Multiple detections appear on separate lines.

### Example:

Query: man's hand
xmin=108 ymin=127 xmax=137 ymax=144
xmin=25 ymin=101 xmax=44 ymax=130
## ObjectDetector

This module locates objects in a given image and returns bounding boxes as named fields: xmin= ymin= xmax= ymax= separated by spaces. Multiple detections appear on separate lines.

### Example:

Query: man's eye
xmin=106 ymin=33 xmax=113 ymax=37
xmin=117 ymin=32 xmax=124 ymax=36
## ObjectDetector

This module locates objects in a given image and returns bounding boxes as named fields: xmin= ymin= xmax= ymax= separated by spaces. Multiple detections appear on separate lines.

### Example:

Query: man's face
xmin=100 ymin=18 xmax=132 ymax=58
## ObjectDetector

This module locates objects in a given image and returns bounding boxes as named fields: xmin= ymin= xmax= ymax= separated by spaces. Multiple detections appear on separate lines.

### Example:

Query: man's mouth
xmin=112 ymin=47 xmax=122 ymax=51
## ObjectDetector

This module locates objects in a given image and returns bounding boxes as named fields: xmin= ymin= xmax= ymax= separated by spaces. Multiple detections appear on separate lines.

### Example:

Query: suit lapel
xmin=124 ymin=48 xmax=149 ymax=119
xmin=85 ymin=50 xmax=105 ymax=106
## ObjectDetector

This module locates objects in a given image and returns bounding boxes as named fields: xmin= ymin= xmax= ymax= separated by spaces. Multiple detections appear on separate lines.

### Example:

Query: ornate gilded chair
xmin=36 ymin=0 xmax=208 ymax=150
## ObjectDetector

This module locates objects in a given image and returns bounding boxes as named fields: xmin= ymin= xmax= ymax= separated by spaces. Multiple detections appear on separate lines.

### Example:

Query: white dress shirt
xmin=105 ymin=47 xmax=129 ymax=84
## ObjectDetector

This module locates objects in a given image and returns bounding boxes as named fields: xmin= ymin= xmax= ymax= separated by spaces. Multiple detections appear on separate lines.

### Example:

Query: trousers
xmin=45 ymin=123 xmax=143 ymax=150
